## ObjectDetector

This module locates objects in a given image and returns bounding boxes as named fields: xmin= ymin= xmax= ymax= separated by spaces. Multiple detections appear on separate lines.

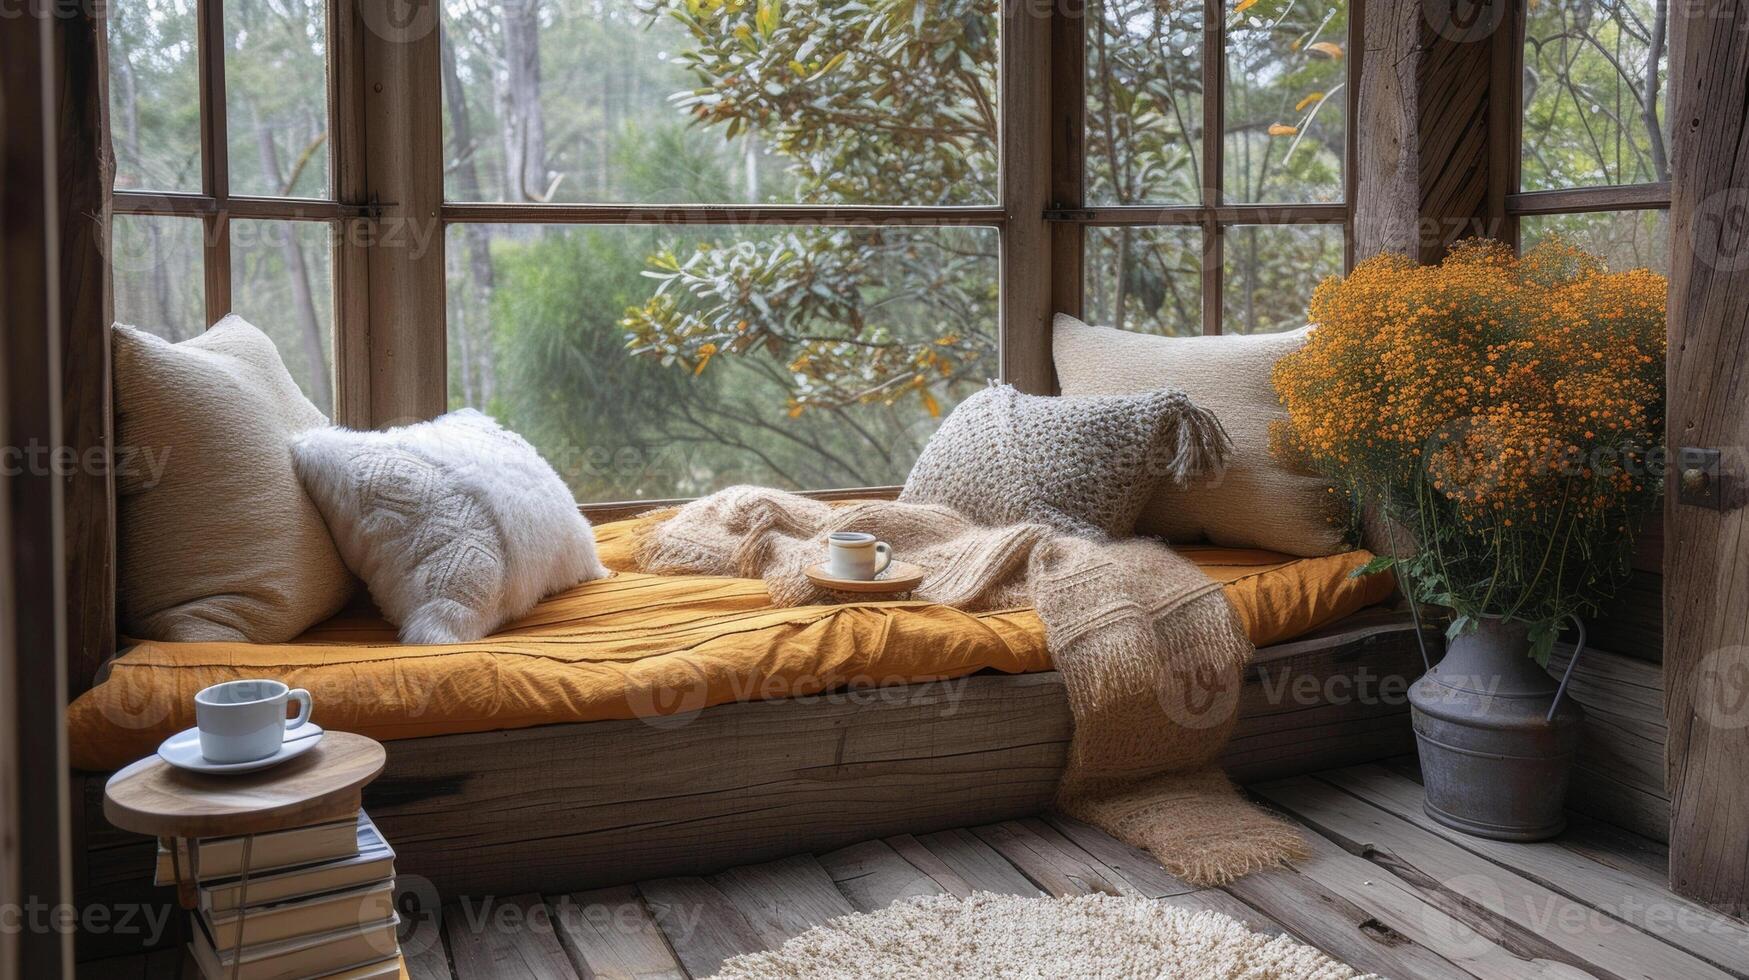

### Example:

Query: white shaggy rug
xmin=707 ymin=892 xmax=1370 ymax=979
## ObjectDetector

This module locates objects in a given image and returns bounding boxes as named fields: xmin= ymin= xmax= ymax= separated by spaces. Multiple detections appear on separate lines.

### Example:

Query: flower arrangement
xmin=1272 ymin=238 xmax=1667 ymax=663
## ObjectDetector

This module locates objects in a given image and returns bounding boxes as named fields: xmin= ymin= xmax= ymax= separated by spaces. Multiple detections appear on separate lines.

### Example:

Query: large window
xmin=108 ymin=0 xmax=353 ymax=412
xmin=104 ymin=0 xmax=1355 ymax=505
xmin=1078 ymin=0 xmax=1353 ymax=336
xmin=1510 ymin=0 xmax=1670 ymax=271
xmin=438 ymin=0 xmax=1002 ymax=501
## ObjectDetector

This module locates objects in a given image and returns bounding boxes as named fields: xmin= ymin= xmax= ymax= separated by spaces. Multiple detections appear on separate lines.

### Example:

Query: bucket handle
xmin=1392 ymin=564 xmax=1434 ymax=674
xmin=1547 ymin=614 xmax=1586 ymax=722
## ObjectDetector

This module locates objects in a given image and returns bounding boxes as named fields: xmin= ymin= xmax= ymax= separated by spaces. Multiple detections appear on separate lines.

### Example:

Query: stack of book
xmin=157 ymin=811 xmax=403 ymax=979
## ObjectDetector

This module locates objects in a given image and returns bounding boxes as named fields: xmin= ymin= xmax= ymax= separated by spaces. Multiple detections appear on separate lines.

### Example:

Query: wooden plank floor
xmin=79 ymin=760 xmax=1749 ymax=979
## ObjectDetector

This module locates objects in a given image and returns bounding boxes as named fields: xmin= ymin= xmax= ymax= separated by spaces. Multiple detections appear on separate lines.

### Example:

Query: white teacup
xmin=195 ymin=679 xmax=313 ymax=764
xmin=827 ymin=531 xmax=893 ymax=580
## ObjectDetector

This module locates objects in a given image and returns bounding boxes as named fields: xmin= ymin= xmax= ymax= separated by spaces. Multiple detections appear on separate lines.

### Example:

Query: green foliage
xmin=109 ymin=0 xmax=1672 ymax=502
xmin=1523 ymin=0 xmax=1668 ymax=191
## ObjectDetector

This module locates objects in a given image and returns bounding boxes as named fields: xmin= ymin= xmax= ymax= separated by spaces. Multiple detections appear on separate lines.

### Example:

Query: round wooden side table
xmin=103 ymin=732 xmax=387 ymax=978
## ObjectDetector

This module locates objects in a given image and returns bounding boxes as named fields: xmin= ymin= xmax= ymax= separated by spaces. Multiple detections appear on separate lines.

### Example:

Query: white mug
xmin=195 ymin=679 xmax=313 ymax=764
xmin=827 ymin=531 xmax=892 ymax=580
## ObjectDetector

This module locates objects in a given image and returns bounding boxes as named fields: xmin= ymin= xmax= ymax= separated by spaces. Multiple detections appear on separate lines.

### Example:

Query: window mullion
xmin=1049 ymin=0 xmax=1087 ymax=327
xmin=1201 ymin=4 xmax=1223 ymax=336
xmin=1493 ymin=0 xmax=1525 ymax=250
xmin=197 ymin=0 xmax=230 ymax=325
xmin=998 ymin=0 xmax=1054 ymax=394
xmin=328 ymin=0 xmax=371 ymax=427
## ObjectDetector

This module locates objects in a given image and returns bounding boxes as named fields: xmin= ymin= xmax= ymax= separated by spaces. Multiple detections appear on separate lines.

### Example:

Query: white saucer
xmin=157 ymin=722 xmax=325 ymax=775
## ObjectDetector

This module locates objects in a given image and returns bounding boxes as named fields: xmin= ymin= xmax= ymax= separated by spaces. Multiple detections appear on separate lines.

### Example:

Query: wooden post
xmin=57 ymin=0 xmax=116 ymax=703
xmin=329 ymin=0 xmax=374 ymax=430
xmin=1350 ymin=0 xmax=1505 ymax=264
xmin=1 ymin=4 xmax=78 ymax=976
xmin=1352 ymin=0 xmax=1421 ymax=260
xmin=1000 ymin=0 xmax=1053 ymax=395
xmin=359 ymin=0 xmax=446 ymax=427
xmin=1663 ymin=0 xmax=1749 ymax=908
xmin=1047 ymin=0 xmax=1085 ymax=342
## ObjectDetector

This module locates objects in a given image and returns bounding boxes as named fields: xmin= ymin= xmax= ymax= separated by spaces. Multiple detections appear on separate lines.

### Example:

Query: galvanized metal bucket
xmin=1409 ymin=616 xmax=1585 ymax=841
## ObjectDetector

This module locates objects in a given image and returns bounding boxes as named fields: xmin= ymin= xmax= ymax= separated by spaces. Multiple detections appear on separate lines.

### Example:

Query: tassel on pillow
xmin=290 ymin=409 xmax=610 ymax=643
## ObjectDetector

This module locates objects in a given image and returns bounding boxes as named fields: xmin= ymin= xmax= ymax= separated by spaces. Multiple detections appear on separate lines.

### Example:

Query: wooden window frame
xmin=102 ymin=0 xmax=1358 ymax=503
xmin=1492 ymin=0 xmax=1671 ymax=247
xmin=1047 ymin=0 xmax=1362 ymax=337
xmin=107 ymin=0 xmax=373 ymax=419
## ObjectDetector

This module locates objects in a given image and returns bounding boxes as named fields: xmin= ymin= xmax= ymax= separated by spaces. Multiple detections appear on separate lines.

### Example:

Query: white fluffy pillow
xmin=290 ymin=410 xmax=610 ymax=643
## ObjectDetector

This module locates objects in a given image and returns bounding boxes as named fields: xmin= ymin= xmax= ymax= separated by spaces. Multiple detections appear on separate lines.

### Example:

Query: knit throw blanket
xmin=633 ymin=486 xmax=1306 ymax=886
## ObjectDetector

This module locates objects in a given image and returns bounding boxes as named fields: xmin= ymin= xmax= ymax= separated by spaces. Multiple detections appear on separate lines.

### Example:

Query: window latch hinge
xmin=1678 ymin=447 xmax=1728 ymax=511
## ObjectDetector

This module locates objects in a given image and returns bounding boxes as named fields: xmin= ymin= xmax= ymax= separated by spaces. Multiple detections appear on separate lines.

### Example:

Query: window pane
xmin=1521 ymin=210 xmax=1669 ymax=274
xmin=1523 ymin=0 xmax=1669 ymax=190
xmin=1225 ymin=0 xmax=1347 ymax=203
xmin=113 ymin=214 xmax=206 ymax=339
xmin=1221 ymin=224 xmax=1341 ymax=333
xmin=446 ymin=223 xmax=999 ymax=500
xmin=439 ymin=0 xmax=997 ymax=206
xmin=1086 ymin=0 xmax=1203 ymax=205
xmin=227 ymin=0 xmax=331 ymax=198
xmin=109 ymin=0 xmax=203 ymax=193
xmin=231 ymin=220 xmax=335 ymax=411
xmin=1083 ymin=227 xmax=1203 ymax=335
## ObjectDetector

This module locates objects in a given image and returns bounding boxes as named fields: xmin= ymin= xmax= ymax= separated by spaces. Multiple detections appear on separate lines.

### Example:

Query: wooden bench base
xmin=73 ymin=609 xmax=1430 ymax=959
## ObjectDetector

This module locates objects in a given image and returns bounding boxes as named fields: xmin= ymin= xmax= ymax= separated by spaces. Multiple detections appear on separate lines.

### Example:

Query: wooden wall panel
xmin=1664 ymin=0 xmax=1749 ymax=909
xmin=1415 ymin=13 xmax=1496 ymax=261
xmin=58 ymin=0 xmax=115 ymax=702
xmin=1 ymin=6 xmax=80 ymax=975
xmin=1548 ymin=645 xmax=1669 ymax=843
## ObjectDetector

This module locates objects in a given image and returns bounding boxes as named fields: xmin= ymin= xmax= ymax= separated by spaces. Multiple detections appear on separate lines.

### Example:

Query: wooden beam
xmin=57 ymin=0 xmax=115 ymax=703
xmin=1664 ymin=0 xmax=1749 ymax=909
xmin=1486 ymin=0 xmax=1521 ymax=248
xmin=441 ymin=203 xmax=1006 ymax=227
xmin=328 ymin=0 xmax=370 ymax=428
xmin=112 ymin=191 xmax=373 ymax=221
xmin=999 ymin=0 xmax=1053 ymax=394
xmin=196 ymin=0 xmax=230 ymax=323
xmin=1199 ymin=6 xmax=1223 ymax=338
xmin=1044 ymin=204 xmax=1349 ymax=226
xmin=1351 ymin=0 xmax=1421 ymax=260
xmin=578 ymin=485 xmax=900 ymax=524
xmin=0 ymin=6 xmax=77 ymax=975
xmin=1506 ymin=182 xmax=1672 ymax=216
xmin=359 ymin=2 xmax=444 ymax=427
xmin=1047 ymin=0 xmax=1085 ymax=333
xmin=1415 ymin=5 xmax=1495 ymax=262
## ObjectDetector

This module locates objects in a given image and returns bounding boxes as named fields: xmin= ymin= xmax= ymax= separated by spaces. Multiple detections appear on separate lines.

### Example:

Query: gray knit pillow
xmin=900 ymin=384 xmax=1230 ymax=538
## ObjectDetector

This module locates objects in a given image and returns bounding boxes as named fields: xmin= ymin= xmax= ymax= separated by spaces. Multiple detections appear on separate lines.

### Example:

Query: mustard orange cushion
xmin=68 ymin=515 xmax=1392 ymax=771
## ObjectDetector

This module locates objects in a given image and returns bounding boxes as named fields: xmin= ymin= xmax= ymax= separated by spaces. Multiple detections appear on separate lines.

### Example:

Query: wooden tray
xmin=805 ymin=560 xmax=927 ymax=594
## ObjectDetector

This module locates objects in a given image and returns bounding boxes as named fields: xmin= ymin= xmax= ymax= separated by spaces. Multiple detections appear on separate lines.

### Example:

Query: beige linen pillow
xmin=113 ymin=316 xmax=354 ymax=642
xmin=290 ymin=410 xmax=612 ymax=643
xmin=900 ymin=383 xmax=1229 ymax=539
xmin=1051 ymin=314 xmax=1345 ymax=556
